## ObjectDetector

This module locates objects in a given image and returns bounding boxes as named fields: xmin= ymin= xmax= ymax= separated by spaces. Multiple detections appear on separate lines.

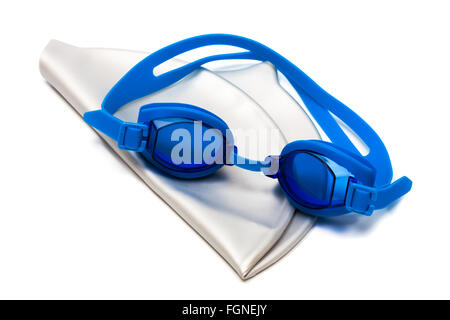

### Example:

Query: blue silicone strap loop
xmin=83 ymin=34 xmax=411 ymax=215
xmin=97 ymin=34 xmax=391 ymax=183
xmin=101 ymin=50 xmax=259 ymax=114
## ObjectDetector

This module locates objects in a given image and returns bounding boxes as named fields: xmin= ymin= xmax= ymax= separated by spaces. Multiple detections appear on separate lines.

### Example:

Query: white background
xmin=1 ymin=0 xmax=449 ymax=299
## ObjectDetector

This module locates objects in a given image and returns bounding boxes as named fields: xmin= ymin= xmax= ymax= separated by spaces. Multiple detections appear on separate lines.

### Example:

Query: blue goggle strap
xmin=85 ymin=34 xmax=406 ymax=191
xmin=88 ymin=34 xmax=390 ymax=182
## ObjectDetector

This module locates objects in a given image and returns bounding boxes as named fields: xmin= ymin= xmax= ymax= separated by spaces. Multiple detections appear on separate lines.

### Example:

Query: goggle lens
xmin=150 ymin=118 xmax=225 ymax=173
xmin=279 ymin=151 xmax=353 ymax=209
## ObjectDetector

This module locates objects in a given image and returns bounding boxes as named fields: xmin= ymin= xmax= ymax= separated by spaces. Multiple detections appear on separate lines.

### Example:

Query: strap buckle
xmin=117 ymin=123 xmax=148 ymax=152
xmin=345 ymin=181 xmax=378 ymax=216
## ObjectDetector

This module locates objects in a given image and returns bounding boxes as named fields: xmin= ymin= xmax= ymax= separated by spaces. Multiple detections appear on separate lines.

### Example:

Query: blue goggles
xmin=84 ymin=34 xmax=412 ymax=217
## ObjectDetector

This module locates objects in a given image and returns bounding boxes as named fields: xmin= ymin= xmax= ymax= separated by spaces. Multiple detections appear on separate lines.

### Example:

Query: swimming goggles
xmin=84 ymin=34 xmax=412 ymax=217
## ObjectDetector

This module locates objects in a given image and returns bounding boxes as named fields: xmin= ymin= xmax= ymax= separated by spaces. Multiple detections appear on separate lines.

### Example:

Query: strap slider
xmin=345 ymin=182 xmax=378 ymax=216
xmin=117 ymin=123 xmax=148 ymax=152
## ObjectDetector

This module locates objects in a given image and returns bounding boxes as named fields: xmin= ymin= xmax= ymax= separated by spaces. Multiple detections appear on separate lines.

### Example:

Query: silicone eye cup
xmin=137 ymin=102 xmax=235 ymax=179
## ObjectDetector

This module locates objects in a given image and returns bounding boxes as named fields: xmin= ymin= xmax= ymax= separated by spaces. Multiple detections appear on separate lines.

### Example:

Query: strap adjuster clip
xmin=117 ymin=123 xmax=148 ymax=152
xmin=345 ymin=182 xmax=378 ymax=216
